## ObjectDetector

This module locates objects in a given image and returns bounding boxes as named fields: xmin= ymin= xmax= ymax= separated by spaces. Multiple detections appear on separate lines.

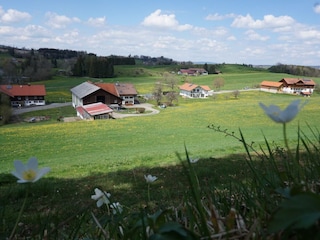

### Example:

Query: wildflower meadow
xmin=1 ymin=90 xmax=320 ymax=239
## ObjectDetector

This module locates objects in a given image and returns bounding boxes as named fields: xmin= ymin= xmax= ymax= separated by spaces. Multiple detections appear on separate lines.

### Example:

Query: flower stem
xmin=283 ymin=123 xmax=292 ymax=160
xmin=147 ymin=184 xmax=150 ymax=202
xmin=9 ymin=185 xmax=29 ymax=239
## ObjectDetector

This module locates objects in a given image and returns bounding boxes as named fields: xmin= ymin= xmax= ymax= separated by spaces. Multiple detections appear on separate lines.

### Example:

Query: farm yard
xmin=1 ymin=64 xmax=320 ymax=239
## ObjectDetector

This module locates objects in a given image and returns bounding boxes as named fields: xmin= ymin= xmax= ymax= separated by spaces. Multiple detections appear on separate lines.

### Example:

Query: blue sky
xmin=0 ymin=0 xmax=319 ymax=65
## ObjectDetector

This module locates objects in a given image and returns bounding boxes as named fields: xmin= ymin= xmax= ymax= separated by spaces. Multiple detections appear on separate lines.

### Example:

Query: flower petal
xmin=280 ymin=100 xmax=301 ymax=122
xmin=13 ymin=160 xmax=26 ymax=177
xmin=27 ymin=157 xmax=38 ymax=170
xmin=32 ymin=167 xmax=50 ymax=182
xmin=97 ymin=199 xmax=104 ymax=207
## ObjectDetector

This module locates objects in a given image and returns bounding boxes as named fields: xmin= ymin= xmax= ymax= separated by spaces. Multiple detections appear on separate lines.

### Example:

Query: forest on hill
xmin=0 ymin=45 xmax=320 ymax=85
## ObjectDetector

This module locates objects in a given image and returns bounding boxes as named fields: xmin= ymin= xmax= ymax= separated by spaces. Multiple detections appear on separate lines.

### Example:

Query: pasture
xmin=1 ymin=65 xmax=320 ymax=238
xmin=1 ymin=91 xmax=320 ymax=177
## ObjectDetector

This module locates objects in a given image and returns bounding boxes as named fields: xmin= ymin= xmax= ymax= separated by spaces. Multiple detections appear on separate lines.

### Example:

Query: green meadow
xmin=1 ymin=65 xmax=320 ymax=238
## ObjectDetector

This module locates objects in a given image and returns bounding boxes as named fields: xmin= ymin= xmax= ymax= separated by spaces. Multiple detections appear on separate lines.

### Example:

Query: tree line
xmin=268 ymin=63 xmax=320 ymax=77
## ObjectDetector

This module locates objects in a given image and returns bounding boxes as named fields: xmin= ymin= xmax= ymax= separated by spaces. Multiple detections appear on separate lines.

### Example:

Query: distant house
xmin=279 ymin=78 xmax=315 ymax=95
xmin=76 ymin=102 xmax=113 ymax=120
xmin=178 ymin=68 xmax=208 ymax=76
xmin=260 ymin=78 xmax=316 ymax=96
xmin=260 ymin=81 xmax=283 ymax=93
xmin=114 ymin=82 xmax=138 ymax=105
xmin=179 ymin=83 xmax=212 ymax=98
xmin=0 ymin=84 xmax=46 ymax=107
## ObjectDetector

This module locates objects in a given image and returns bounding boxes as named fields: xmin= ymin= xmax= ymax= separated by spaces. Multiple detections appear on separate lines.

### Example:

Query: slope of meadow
xmin=1 ymin=65 xmax=320 ymax=238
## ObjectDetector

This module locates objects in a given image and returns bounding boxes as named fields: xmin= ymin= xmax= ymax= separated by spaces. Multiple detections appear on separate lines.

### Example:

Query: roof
xmin=70 ymin=81 xmax=100 ymax=98
xmin=179 ymin=83 xmax=211 ymax=91
xmin=94 ymin=82 xmax=119 ymax=97
xmin=76 ymin=102 xmax=113 ymax=116
xmin=114 ymin=83 xmax=137 ymax=96
xmin=260 ymin=81 xmax=283 ymax=88
xmin=0 ymin=84 xmax=46 ymax=97
xmin=279 ymin=78 xmax=315 ymax=86
xmin=179 ymin=68 xmax=207 ymax=75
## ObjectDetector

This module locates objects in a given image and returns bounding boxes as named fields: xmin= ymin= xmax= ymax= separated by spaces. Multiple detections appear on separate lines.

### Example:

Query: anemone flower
xmin=259 ymin=99 xmax=304 ymax=123
xmin=91 ymin=188 xmax=111 ymax=208
xmin=144 ymin=174 xmax=157 ymax=183
xmin=110 ymin=202 xmax=123 ymax=214
xmin=11 ymin=157 xmax=50 ymax=183
xmin=189 ymin=158 xmax=199 ymax=164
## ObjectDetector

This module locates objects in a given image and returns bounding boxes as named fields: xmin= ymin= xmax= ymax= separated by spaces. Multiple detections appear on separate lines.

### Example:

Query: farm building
xmin=178 ymin=68 xmax=208 ymax=76
xmin=179 ymin=83 xmax=212 ymax=98
xmin=0 ymin=84 xmax=46 ymax=107
xmin=260 ymin=81 xmax=283 ymax=93
xmin=76 ymin=102 xmax=113 ymax=120
xmin=279 ymin=78 xmax=315 ymax=95
xmin=70 ymin=81 xmax=121 ymax=107
xmin=70 ymin=81 xmax=138 ymax=108
xmin=260 ymin=78 xmax=316 ymax=96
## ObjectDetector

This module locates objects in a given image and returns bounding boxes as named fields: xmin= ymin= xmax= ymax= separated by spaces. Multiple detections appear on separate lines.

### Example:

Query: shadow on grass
xmin=0 ymin=152 xmax=253 ymax=238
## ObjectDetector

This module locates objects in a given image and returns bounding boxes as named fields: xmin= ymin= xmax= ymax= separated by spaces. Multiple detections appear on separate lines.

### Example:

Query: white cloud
xmin=245 ymin=30 xmax=269 ymax=41
xmin=205 ymin=13 xmax=236 ymax=21
xmin=296 ymin=29 xmax=320 ymax=40
xmin=231 ymin=14 xmax=294 ymax=29
xmin=0 ymin=6 xmax=31 ymax=23
xmin=314 ymin=3 xmax=320 ymax=14
xmin=45 ymin=12 xmax=80 ymax=29
xmin=87 ymin=17 xmax=106 ymax=27
xmin=141 ymin=9 xmax=192 ymax=31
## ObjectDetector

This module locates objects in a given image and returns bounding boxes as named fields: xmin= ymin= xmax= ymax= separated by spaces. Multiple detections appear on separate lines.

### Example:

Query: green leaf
xmin=268 ymin=192 xmax=320 ymax=233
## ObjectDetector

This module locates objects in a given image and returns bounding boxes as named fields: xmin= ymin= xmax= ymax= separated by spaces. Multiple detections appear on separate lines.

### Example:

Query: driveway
xmin=112 ymin=103 xmax=160 ymax=119
xmin=12 ymin=102 xmax=72 ymax=115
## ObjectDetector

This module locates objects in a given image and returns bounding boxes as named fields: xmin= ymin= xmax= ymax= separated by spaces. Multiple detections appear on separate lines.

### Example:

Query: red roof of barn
xmin=94 ymin=83 xmax=119 ymax=97
xmin=0 ymin=84 xmax=46 ymax=97
xmin=76 ymin=102 xmax=113 ymax=116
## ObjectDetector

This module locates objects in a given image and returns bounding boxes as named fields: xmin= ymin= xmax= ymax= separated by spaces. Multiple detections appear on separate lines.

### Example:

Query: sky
xmin=0 ymin=1 xmax=320 ymax=65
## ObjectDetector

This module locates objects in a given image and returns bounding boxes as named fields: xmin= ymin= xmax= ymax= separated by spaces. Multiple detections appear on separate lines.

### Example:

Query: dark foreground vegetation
xmin=1 ymin=123 xmax=320 ymax=239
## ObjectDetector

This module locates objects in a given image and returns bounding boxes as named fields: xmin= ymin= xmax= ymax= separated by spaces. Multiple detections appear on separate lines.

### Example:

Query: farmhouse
xmin=279 ymin=78 xmax=315 ymax=95
xmin=76 ymin=102 xmax=113 ymax=120
xmin=178 ymin=68 xmax=208 ymax=76
xmin=70 ymin=81 xmax=138 ymax=108
xmin=114 ymin=82 xmax=138 ymax=105
xmin=0 ymin=84 xmax=46 ymax=107
xmin=179 ymin=83 xmax=212 ymax=98
xmin=260 ymin=78 xmax=316 ymax=96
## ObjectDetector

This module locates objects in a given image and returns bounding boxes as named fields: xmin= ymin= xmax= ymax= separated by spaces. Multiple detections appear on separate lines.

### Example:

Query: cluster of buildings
xmin=260 ymin=78 xmax=316 ymax=96
xmin=0 ymin=76 xmax=316 ymax=121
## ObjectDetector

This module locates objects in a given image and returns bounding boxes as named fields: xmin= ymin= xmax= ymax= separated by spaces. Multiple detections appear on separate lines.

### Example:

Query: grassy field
xmin=1 ymin=91 xmax=320 ymax=176
xmin=1 ymin=65 xmax=320 ymax=238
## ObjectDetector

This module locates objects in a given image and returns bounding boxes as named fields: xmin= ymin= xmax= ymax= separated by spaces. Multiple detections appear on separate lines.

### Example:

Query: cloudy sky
xmin=0 ymin=0 xmax=320 ymax=65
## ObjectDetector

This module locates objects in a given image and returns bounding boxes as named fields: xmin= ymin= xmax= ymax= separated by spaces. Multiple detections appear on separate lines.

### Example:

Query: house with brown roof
xmin=70 ymin=81 xmax=122 ymax=108
xmin=260 ymin=78 xmax=316 ymax=96
xmin=279 ymin=78 xmax=315 ymax=95
xmin=114 ymin=82 xmax=138 ymax=105
xmin=260 ymin=81 xmax=283 ymax=93
xmin=179 ymin=83 xmax=212 ymax=98
xmin=0 ymin=84 xmax=46 ymax=107
xmin=70 ymin=81 xmax=138 ymax=108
